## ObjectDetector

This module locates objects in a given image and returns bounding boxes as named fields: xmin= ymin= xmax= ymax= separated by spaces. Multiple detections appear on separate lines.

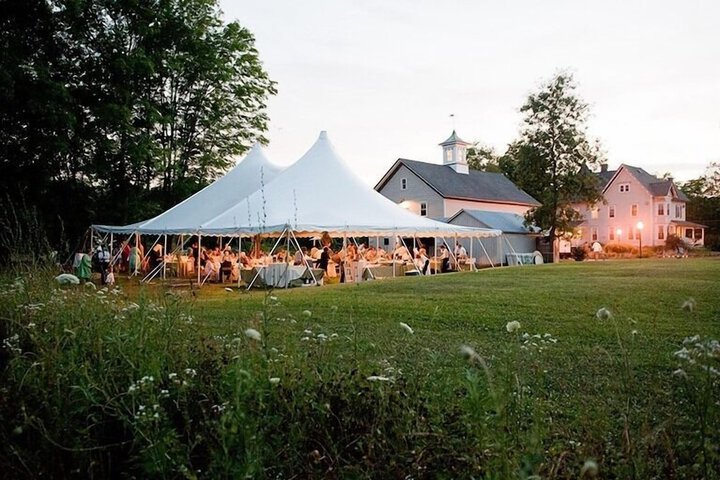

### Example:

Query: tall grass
xmin=1 ymin=264 xmax=719 ymax=478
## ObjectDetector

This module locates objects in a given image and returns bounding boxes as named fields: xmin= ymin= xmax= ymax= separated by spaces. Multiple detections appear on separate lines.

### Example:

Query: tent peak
xmin=318 ymin=130 xmax=328 ymax=140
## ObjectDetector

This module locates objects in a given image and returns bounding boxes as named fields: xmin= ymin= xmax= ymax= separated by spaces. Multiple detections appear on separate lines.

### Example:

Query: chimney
xmin=600 ymin=163 xmax=608 ymax=173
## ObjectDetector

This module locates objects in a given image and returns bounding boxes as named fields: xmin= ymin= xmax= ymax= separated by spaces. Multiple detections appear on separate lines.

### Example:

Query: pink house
xmin=574 ymin=164 xmax=706 ymax=248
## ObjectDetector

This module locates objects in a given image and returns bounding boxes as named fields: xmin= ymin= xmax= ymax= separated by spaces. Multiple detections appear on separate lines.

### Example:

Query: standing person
xmin=121 ymin=241 xmax=131 ymax=273
xmin=99 ymin=245 xmax=111 ymax=284
xmin=440 ymin=245 xmax=451 ymax=273
xmin=76 ymin=252 xmax=92 ymax=283
xmin=128 ymin=244 xmax=141 ymax=276
xmin=591 ymin=241 xmax=603 ymax=260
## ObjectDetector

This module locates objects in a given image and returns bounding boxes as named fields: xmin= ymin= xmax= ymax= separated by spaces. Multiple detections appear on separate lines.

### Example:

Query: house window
xmin=591 ymin=227 xmax=598 ymax=241
xmin=627 ymin=227 xmax=634 ymax=240
xmin=609 ymin=228 xmax=615 ymax=241
xmin=609 ymin=206 xmax=615 ymax=218
xmin=420 ymin=202 xmax=427 ymax=217
xmin=675 ymin=205 xmax=681 ymax=217
xmin=657 ymin=204 xmax=664 ymax=216
xmin=658 ymin=225 xmax=665 ymax=240
xmin=631 ymin=204 xmax=638 ymax=216
xmin=400 ymin=178 xmax=407 ymax=190
xmin=694 ymin=228 xmax=702 ymax=240
xmin=619 ymin=183 xmax=630 ymax=192
xmin=685 ymin=228 xmax=693 ymax=239
xmin=591 ymin=207 xmax=599 ymax=219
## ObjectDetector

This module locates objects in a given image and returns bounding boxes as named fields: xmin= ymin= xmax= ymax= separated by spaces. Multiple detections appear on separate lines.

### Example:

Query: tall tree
xmin=680 ymin=162 xmax=720 ymax=250
xmin=503 ymin=72 xmax=603 ymax=261
xmin=0 ymin=0 xmax=276 ymax=260
xmin=466 ymin=143 xmax=502 ymax=172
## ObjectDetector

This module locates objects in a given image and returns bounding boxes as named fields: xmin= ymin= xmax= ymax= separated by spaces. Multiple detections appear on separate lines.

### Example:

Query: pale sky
xmin=221 ymin=0 xmax=720 ymax=186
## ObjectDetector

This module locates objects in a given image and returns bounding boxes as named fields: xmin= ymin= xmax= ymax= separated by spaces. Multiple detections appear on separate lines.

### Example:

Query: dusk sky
xmin=221 ymin=0 xmax=720 ymax=185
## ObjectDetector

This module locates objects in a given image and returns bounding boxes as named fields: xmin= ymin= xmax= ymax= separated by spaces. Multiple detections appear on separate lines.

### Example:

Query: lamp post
xmin=616 ymin=228 xmax=622 ymax=246
xmin=636 ymin=222 xmax=644 ymax=258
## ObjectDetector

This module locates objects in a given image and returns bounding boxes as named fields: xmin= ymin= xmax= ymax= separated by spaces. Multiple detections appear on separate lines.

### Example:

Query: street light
xmin=616 ymin=228 xmax=622 ymax=245
xmin=636 ymin=221 xmax=644 ymax=258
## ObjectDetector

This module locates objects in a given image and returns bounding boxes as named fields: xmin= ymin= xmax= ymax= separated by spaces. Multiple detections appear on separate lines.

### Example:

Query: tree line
xmin=0 ymin=0 xmax=276 ymax=263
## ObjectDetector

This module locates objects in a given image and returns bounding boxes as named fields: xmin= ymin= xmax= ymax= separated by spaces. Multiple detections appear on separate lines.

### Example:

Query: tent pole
xmin=247 ymin=228 xmax=287 ymax=290
xmin=478 ymin=237 xmax=494 ymax=268
xmin=109 ymin=232 xmax=114 ymax=266
xmin=197 ymin=234 xmax=202 ymax=285
xmin=393 ymin=231 xmax=396 ymax=278
xmin=469 ymin=236 xmax=474 ymax=271
xmin=433 ymin=237 xmax=438 ymax=275
xmin=162 ymin=234 xmax=168 ymax=280
xmin=237 ymin=235 xmax=242 ymax=288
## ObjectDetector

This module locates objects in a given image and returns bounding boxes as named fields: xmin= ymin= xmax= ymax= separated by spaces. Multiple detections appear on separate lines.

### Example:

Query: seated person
xmin=364 ymin=246 xmax=377 ymax=262
xmin=238 ymin=251 xmax=252 ymax=268
xmin=316 ymin=246 xmax=331 ymax=272
xmin=294 ymin=247 xmax=309 ymax=266
xmin=219 ymin=251 xmax=234 ymax=282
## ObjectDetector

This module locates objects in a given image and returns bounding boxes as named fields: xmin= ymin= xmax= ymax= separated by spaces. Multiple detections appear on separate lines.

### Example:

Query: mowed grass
xmin=190 ymin=258 xmax=720 ymax=475
xmin=2 ymin=258 xmax=719 ymax=478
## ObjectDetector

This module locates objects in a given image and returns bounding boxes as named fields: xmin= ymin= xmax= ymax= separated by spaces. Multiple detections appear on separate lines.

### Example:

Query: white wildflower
xmin=681 ymin=298 xmax=696 ymax=312
xmin=506 ymin=321 xmax=521 ymax=333
xmin=580 ymin=459 xmax=599 ymax=477
xmin=269 ymin=377 xmax=280 ymax=384
xmin=399 ymin=322 xmax=414 ymax=334
xmin=317 ymin=333 xmax=328 ymax=340
xmin=303 ymin=329 xmax=312 ymax=335
xmin=460 ymin=345 xmax=479 ymax=362
xmin=184 ymin=368 xmax=196 ymax=377
xmin=366 ymin=375 xmax=391 ymax=382
xmin=672 ymin=368 xmax=687 ymax=378
xmin=244 ymin=328 xmax=262 ymax=341
xmin=631 ymin=330 xmax=638 ymax=336
xmin=300 ymin=336 xmax=310 ymax=342
xmin=302 ymin=310 xmax=312 ymax=317
xmin=596 ymin=308 xmax=612 ymax=321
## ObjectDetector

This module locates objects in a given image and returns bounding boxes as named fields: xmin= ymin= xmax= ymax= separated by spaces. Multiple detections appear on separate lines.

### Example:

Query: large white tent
xmin=93 ymin=143 xmax=282 ymax=234
xmin=198 ymin=132 xmax=501 ymax=239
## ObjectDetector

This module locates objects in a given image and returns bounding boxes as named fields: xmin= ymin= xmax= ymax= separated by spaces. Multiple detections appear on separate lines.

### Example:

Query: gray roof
xmin=602 ymin=165 xmax=688 ymax=201
xmin=439 ymin=130 xmax=470 ymax=146
xmin=450 ymin=210 xmax=537 ymax=234
xmin=389 ymin=159 xmax=540 ymax=206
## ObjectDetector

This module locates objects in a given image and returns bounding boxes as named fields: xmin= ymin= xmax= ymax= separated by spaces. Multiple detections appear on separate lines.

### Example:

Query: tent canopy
xmin=93 ymin=143 xmax=282 ymax=234
xmin=199 ymin=132 xmax=500 ymax=238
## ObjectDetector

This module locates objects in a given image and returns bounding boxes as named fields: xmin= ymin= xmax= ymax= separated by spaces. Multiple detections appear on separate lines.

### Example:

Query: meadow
xmin=1 ymin=259 xmax=718 ymax=478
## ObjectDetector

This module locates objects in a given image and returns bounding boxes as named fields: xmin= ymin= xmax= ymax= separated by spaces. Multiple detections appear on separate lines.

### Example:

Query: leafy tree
xmin=680 ymin=162 xmax=720 ymax=250
xmin=466 ymin=143 xmax=502 ymax=172
xmin=0 ymin=0 xmax=276 ymax=260
xmin=502 ymin=72 xmax=604 ymax=261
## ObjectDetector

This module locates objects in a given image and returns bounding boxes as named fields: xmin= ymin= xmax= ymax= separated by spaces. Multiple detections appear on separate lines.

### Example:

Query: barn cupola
xmin=439 ymin=130 xmax=470 ymax=174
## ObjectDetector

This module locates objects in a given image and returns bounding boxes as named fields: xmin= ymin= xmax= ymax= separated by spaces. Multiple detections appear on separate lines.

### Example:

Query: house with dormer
xmin=574 ymin=164 xmax=706 ymax=247
xmin=375 ymin=131 xmax=541 ymax=263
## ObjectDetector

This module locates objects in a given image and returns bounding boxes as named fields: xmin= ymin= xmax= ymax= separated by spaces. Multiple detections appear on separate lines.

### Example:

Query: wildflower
xmin=631 ymin=330 xmax=638 ymax=336
xmin=367 ymin=375 xmax=391 ymax=382
xmin=330 ymin=333 xmax=338 ymax=339
xmin=681 ymin=298 xmax=696 ymax=312
xmin=300 ymin=337 xmax=310 ymax=342
xmin=168 ymin=373 xmax=178 ymax=380
xmin=596 ymin=307 xmax=612 ymax=321
xmin=400 ymin=322 xmax=414 ymax=335
xmin=506 ymin=321 xmax=521 ymax=333
xmin=302 ymin=310 xmax=312 ymax=317
xmin=330 ymin=305 xmax=338 ymax=312
xmin=85 ymin=282 xmax=96 ymax=290
xmin=303 ymin=329 xmax=312 ymax=335
xmin=317 ymin=333 xmax=328 ymax=340
xmin=580 ymin=459 xmax=599 ymax=477
xmin=460 ymin=345 xmax=479 ymax=362
xmin=269 ymin=377 xmax=280 ymax=384
xmin=672 ymin=368 xmax=687 ymax=378
xmin=184 ymin=368 xmax=197 ymax=377
xmin=270 ymin=296 xmax=278 ymax=301
xmin=244 ymin=328 xmax=262 ymax=341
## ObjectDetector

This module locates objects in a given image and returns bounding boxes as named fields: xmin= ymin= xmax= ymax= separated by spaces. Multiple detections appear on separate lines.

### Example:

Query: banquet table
xmin=241 ymin=264 xmax=324 ymax=287
xmin=362 ymin=262 xmax=409 ymax=280
xmin=505 ymin=253 xmax=536 ymax=266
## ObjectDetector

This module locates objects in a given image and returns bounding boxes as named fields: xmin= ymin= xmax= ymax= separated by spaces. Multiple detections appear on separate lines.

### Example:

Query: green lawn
xmin=2 ymin=259 xmax=719 ymax=478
